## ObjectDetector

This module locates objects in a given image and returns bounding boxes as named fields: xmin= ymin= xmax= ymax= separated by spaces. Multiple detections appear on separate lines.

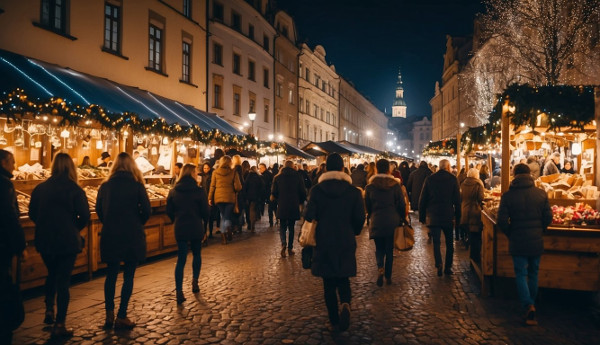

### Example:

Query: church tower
xmin=392 ymin=68 xmax=407 ymax=118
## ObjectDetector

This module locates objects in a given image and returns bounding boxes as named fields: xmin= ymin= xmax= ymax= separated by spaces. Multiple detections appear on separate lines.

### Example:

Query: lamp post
xmin=248 ymin=112 xmax=256 ymax=136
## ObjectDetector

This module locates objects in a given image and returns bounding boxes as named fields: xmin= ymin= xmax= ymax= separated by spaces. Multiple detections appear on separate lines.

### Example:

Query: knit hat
xmin=326 ymin=153 xmax=344 ymax=171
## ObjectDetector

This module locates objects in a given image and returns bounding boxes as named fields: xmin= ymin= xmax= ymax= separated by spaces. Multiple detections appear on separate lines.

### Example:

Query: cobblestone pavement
xmin=14 ymin=217 xmax=600 ymax=345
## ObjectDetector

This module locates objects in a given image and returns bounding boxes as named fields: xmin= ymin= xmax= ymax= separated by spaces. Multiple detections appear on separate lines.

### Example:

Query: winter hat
xmin=513 ymin=163 xmax=530 ymax=175
xmin=326 ymin=153 xmax=344 ymax=172
xmin=101 ymin=152 xmax=111 ymax=160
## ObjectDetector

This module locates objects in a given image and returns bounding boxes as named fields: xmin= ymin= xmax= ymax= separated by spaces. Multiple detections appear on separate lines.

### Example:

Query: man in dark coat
xmin=243 ymin=166 xmax=265 ymax=232
xmin=350 ymin=164 xmax=368 ymax=189
xmin=406 ymin=161 xmax=432 ymax=211
xmin=419 ymin=159 xmax=461 ymax=276
xmin=259 ymin=163 xmax=275 ymax=227
xmin=0 ymin=150 xmax=25 ymax=344
xmin=497 ymin=163 xmax=552 ymax=326
xmin=271 ymin=161 xmax=306 ymax=257
xmin=304 ymin=153 xmax=365 ymax=331
xmin=299 ymin=163 xmax=313 ymax=191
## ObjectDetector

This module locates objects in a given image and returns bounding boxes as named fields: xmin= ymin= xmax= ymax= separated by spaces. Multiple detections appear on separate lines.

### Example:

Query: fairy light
xmin=0 ymin=58 xmax=53 ymax=97
xmin=29 ymin=59 xmax=90 ymax=105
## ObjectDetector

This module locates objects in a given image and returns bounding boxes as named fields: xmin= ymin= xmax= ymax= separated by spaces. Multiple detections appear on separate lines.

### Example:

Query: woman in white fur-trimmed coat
xmin=364 ymin=159 xmax=406 ymax=287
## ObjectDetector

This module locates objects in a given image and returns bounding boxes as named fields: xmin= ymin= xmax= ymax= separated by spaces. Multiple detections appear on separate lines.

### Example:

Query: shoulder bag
xmin=394 ymin=215 xmax=415 ymax=251
xmin=299 ymin=220 xmax=317 ymax=247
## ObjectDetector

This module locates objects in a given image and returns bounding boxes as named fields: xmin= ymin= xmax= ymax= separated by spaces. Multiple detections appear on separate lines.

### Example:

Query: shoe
xmin=525 ymin=305 xmax=538 ymax=326
xmin=281 ymin=246 xmax=287 ymax=258
xmin=51 ymin=323 xmax=74 ymax=338
xmin=376 ymin=268 xmax=384 ymax=287
xmin=44 ymin=309 xmax=54 ymax=324
xmin=444 ymin=269 xmax=454 ymax=275
xmin=192 ymin=279 xmax=200 ymax=293
xmin=208 ymin=234 xmax=214 ymax=239
xmin=226 ymin=230 xmax=233 ymax=241
xmin=215 ymin=229 xmax=221 ymax=234
xmin=221 ymin=233 xmax=227 ymax=245
xmin=176 ymin=290 xmax=186 ymax=305
xmin=437 ymin=265 xmax=443 ymax=277
xmin=103 ymin=310 xmax=115 ymax=329
xmin=114 ymin=317 xmax=136 ymax=330
xmin=339 ymin=303 xmax=351 ymax=331
xmin=385 ymin=277 xmax=392 ymax=285
xmin=288 ymin=248 xmax=295 ymax=256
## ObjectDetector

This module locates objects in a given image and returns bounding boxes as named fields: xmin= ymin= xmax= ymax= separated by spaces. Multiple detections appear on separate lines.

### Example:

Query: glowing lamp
xmin=572 ymin=142 xmax=582 ymax=155
xmin=60 ymin=129 xmax=70 ymax=138
xmin=96 ymin=140 xmax=103 ymax=150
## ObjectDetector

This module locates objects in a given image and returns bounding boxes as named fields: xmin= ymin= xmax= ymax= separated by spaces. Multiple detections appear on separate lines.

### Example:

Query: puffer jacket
xmin=364 ymin=174 xmax=405 ymax=238
xmin=208 ymin=165 xmax=242 ymax=204
xmin=497 ymin=174 xmax=552 ymax=256
xmin=460 ymin=177 xmax=484 ymax=232
xmin=166 ymin=175 xmax=209 ymax=241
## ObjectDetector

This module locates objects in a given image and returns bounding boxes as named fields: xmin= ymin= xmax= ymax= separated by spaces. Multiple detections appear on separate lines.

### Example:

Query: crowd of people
xmin=1 ymin=147 xmax=554 ymax=342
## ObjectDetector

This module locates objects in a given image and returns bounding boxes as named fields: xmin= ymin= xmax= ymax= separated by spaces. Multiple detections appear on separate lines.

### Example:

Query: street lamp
xmin=248 ymin=112 xmax=256 ymax=136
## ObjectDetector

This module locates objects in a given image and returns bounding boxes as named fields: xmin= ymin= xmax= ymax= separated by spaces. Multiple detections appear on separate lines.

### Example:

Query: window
xmin=249 ymin=99 xmax=255 ymax=113
xmin=313 ymin=104 xmax=318 ymax=117
xmin=213 ymin=42 xmax=222 ymax=65
xmin=299 ymin=97 xmax=303 ymax=112
xmin=183 ymin=0 xmax=191 ymax=18
xmin=305 ymin=100 xmax=310 ymax=114
xmin=248 ymin=60 xmax=255 ymax=81
xmin=281 ymin=25 xmax=288 ymax=39
xmin=233 ymin=53 xmax=241 ymax=75
xmin=305 ymin=68 xmax=310 ymax=82
xmin=263 ymin=68 xmax=269 ymax=88
xmin=276 ymin=114 xmax=281 ymax=132
xmin=214 ymin=84 xmax=221 ymax=108
xmin=213 ymin=2 xmax=223 ymax=21
xmin=276 ymin=82 xmax=282 ymax=97
xmin=41 ymin=0 xmax=68 ymax=33
xmin=263 ymin=34 xmax=269 ymax=51
xmin=231 ymin=11 xmax=241 ymax=31
xmin=148 ymin=25 xmax=163 ymax=72
xmin=299 ymin=62 xmax=303 ymax=78
xmin=181 ymin=41 xmax=190 ymax=82
xmin=264 ymin=101 xmax=269 ymax=122
xmin=248 ymin=24 xmax=254 ymax=40
xmin=233 ymin=92 xmax=240 ymax=115
xmin=315 ymin=75 xmax=320 ymax=87
xmin=320 ymin=108 xmax=324 ymax=120
xmin=326 ymin=111 xmax=330 ymax=124
xmin=104 ymin=3 xmax=120 ymax=53
xmin=288 ymin=89 xmax=294 ymax=104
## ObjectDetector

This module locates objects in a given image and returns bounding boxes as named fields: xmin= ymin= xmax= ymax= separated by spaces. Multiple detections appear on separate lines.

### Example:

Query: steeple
xmin=392 ymin=67 xmax=407 ymax=118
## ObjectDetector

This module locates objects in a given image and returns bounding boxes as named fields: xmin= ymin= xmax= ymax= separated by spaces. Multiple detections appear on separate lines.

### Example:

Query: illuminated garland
xmin=0 ymin=88 xmax=258 ymax=147
xmin=422 ymin=138 xmax=456 ymax=156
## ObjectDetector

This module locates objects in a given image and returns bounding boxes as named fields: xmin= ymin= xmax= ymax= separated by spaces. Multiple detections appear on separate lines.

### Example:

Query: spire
xmin=396 ymin=68 xmax=403 ymax=89
xmin=392 ymin=66 xmax=406 ymax=118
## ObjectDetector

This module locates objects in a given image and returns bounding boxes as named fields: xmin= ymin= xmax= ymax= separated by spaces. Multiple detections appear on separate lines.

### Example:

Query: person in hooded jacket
xmin=96 ymin=152 xmax=151 ymax=330
xmin=399 ymin=161 xmax=411 ymax=188
xmin=243 ymin=166 xmax=265 ymax=232
xmin=350 ymin=164 xmax=368 ymax=189
xmin=200 ymin=162 xmax=220 ymax=240
xmin=497 ymin=163 xmax=552 ymax=326
xmin=208 ymin=156 xmax=242 ymax=244
xmin=271 ymin=160 xmax=307 ymax=257
xmin=29 ymin=153 xmax=90 ymax=338
xmin=167 ymin=164 xmax=209 ymax=304
xmin=406 ymin=161 xmax=433 ymax=211
xmin=304 ymin=153 xmax=365 ymax=332
xmin=460 ymin=168 xmax=485 ymax=263
xmin=364 ymin=159 xmax=406 ymax=287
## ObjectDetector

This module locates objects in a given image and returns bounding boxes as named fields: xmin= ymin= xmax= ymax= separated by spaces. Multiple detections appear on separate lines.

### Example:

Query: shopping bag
xmin=299 ymin=220 xmax=317 ymax=247
xmin=394 ymin=222 xmax=415 ymax=251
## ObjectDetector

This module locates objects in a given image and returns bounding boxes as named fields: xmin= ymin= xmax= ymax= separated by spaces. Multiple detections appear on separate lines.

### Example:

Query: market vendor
xmin=98 ymin=152 xmax=111 ymax=168
xmin=542 ymin=152 xmax=560 ymax=176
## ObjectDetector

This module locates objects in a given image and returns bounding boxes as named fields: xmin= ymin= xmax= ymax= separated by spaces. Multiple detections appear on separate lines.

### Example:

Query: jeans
xmin=374 ymin=236 xmax=394 ymax=279
xmin=217 ymin=203 xmax=234 ymax=232
xmin=267 ymin=201 xmax=277 ymax=226
xmin=104 ymin=261 xmax=137 ymax=319
xmin=322 ymin=277 xmax=351 ymax=325
xmin=41 ymin=253 xmax=77 ymax=323
xmin=512 ymin=255 xmax=541 ymax=309
xmin=175 ymin=240 xmax=202 ymax=291
xmin=247 ymin=201 xmax=258 ymax=230
xmin=430 ymin=224 xmax=454 ymax=269
xmin=205 ymin=206 xmax=220 ymax=235
xmin=279 ymin=219 xmax=296 ymax=248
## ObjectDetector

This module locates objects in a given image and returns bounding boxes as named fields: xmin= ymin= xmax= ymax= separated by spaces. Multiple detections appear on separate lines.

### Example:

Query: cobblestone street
xmin=14 ymin=218 xmax=600 ymax=345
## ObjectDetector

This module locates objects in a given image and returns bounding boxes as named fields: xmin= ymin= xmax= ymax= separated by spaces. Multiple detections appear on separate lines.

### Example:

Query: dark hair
xmin=0 ymin=149 xmax=12 ymax=162
xmin=214 ymin=148 xmax=224 ymax=160
xmin=514 ymin=163 xmax=531 ymax=175
xmin=357 ymin=163 xmax=364 ymax=170
xmin=174 ymin=162 xmax=183 ymax=169
xmin=376 ymin=159 xmax=390 ymax=174
xmin=326 ymin=153 xmax=344 ymax=171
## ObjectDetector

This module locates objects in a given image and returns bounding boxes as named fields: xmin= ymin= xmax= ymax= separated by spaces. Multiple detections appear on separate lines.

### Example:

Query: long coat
xmin=406 ymin=162 xmax=432 ymax=210
xmin=364 ymin=174 xmax=406 ymax=238
xmin=460 ymin=177 xmax=484 ymax=232
xmin=419 ymin=169 xmax=461 ymax=226
xmin=243 ymin=171 xmax=265 ymax=202
xmin=350 ymin=167 xmax=368 ymax=189
xmin=96 ymin=171 xmax=151 ymax=263
xmin=497 ymin=174 xmax=552 ymax=256
xmin=0 ymin=167 xmax=25 ymax=264
xmin=29 ymin=175 xmax=90 ymax=255
xmin=304 ymin=171 xmax=365 ymax=278
xmin=208 ymin=165 xmax=242 ymax=204
xmin=166 ymin=175 xmax=209 ymax=242
xmin=271 ymin=167 xmax=306 ymax=220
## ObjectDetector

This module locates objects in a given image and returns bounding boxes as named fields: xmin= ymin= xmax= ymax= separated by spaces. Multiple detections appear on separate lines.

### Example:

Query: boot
xmin=51 ymin=323 xmax=74 ymax=338
xmin=176 ymin=290 xmax=186 ymax=305
xmin=525 ymin=305 xmax=538 ymax=326
xmin=114 ymin=317 xmax=136 ymax=330
xmin=339 ymin=303 xmax=351 ymax=331
xmin=281 ymin=246 xmax=287 ymax=258
xmin=103 ymin=310 xmax=115 ymax=329
xmin=226 ymin=229 xmax=233 ymax=241
xmin=221 ymin=233 xmax=227 ymax=245
xmin=44 ymin=309 xmax=54 ymax=324
xmin=192 ymin=279 xmax=200 ymax=293
xmin=376 ymin=268 xmax=384 ymax=287
xmin=288 ymin=248 xmax=295 ymax=256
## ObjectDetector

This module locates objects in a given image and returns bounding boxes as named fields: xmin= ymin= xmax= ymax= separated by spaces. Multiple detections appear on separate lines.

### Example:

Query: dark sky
xmin=275 ymin=0 xmax=484 ymax=117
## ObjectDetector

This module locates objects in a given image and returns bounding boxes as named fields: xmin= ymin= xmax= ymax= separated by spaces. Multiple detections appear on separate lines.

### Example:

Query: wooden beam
xmin=501 ymin=99 xmax=511 ymax=194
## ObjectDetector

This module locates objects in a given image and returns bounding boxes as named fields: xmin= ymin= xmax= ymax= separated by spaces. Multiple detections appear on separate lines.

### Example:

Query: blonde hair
xmin=178 ymin=163 xmax=197 ymax=181
xmin=52 ymin=152 xmax=78 ymax=183
xmin=109 ymin=152 xmax=145 ymax=184
xmin=232 ymin=154 xmax=242 ymax=167
xmin=467 ymin=168 xmax=480 ymax=179
xmin=219 ymin=155 xmax=233 ymax=169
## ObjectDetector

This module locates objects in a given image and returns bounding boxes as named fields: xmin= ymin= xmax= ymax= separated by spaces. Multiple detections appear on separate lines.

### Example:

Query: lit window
xmin=103 ymin=3 xmax=120 ymax=53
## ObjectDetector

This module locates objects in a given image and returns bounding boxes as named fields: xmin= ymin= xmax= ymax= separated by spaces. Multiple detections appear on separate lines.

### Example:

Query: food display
xmin=78 ymin=167 xmax=108 ymax=179
xmin=83 ymin=186 xmax=99 ymax=208
xmin=536 ymin=173 xmax=599 ymax=200
xmin=146 ymin=184 xmax=172 ymax=200
xmin=551 ymin=203 xmax=600 ymax=227
xmin=13 ymin=163 xmax=51 ymax=180
xmin=16 ymin=192 xmax=30 ymax=215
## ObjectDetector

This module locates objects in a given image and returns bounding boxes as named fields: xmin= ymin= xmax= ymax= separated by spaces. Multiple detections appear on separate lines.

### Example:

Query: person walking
xmin=406 ymin=161 xmax=432 ymax=211
xmin=200 ymin=162 xmax=220 ymax=240
xmin=243 ymin=166 xmax=265 ymax=232
xmin=460 ymin=168 xmax=485 ymax=263
xmin=399 ymin=161 xmax=411 ymax=188
xmin=271 ymin=160 xmax=306 ymax=257
xmin=364 ymin=159 xmax=406 ymax=287
xmin=96 ymin=152 xmax=151 ymax=329
xmin=419 ymin=159 xmax=461 ymax=276
xmin=208 ymin=156 xmax=242 ymax=244
xmin=304 ymin=153 xmax=365 ymax=332
xmin=497 ymin=163 xmax=552 ymax=326
xmin=0 ymin=149 xmax=25 ymax=345
xmin=28 ymin=153 xmax=90 ymax=338
xmin=167 ymin=164 xmax=209 ymax=304
xmin=350 ymin=163 xmax=368 ymax=190
xmin=231 ymin=155 xmax=245 ymax=234
xmin=258 ymin=163 xmax=275 ymax=227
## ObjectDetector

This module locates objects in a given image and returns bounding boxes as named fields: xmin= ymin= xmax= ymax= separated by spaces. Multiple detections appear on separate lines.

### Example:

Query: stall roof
xmin=301 ymin=141 xmax=357 ymax=155
xmin=0 ymin=49 xmax=243 ymax=135
xmin=339 ymin=140 xmax=381 ymax=155
xmin=285 ymin=143 xmax=315 ymax=160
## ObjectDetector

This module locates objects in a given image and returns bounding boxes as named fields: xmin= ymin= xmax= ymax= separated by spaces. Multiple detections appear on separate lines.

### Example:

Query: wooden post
xmin=501 ymin=99 xmax=511 ymax=194
xmin=125 ymin=127 xmax=133 ymax=155
xmin=457 ymin=131 xmax=462 ymax=174
xmin=595 ymin=87 xmax=600 ymax=210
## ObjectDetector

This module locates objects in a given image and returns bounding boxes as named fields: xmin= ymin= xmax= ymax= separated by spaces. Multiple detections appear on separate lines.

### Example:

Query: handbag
xmin=394 ymin=217 xmax=415 ymax=251
xmin=299 ymin=220 xmax=317 ymax=247
xmin=301 ymin=246 xmax=313 ymax=269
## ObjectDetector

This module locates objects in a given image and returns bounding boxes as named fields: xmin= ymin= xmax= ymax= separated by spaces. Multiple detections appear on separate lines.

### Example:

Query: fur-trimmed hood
xmin=368 ymin=174 xmax=401 ymax=189
xmin=318 ymin=171 xmax=352 ymax=184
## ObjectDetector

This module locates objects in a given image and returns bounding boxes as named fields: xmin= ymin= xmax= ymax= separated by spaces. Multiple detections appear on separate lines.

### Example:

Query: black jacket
xmin=365 ymin=174 xmax=406 ymax=238
xmin=406 ymin=162 xmax=432 ymax=210
xmin=167 ymin=175 xmax=209 ymax=242
xmin=29 ymin=175 xmax=90 ymax=255
xmin=271 ymin=167 xmax=307 ymax=220
xmin=0 ymin=167 xmax=25 ymax=263
xmin=350 ymin=167 xmax=368 ymax=189
xmin=419 ymin=169 xmax=461 ymax=226
xmin=260 ymin=169 xmax=274 ymax=203
xmin=298 ymin=169 xmax=313 ymax=191
xmin=497 ymin=174 xmax=552 ymax=256
xmin=243 ymin=171 xmax=265 ymax=202
xmin=96 ymin=171 xmax=151 ymax=263
xmin=304 ymin=171 xmax=365 ymax=278
xmin=200 ymin=170 xmax=212 ymax=195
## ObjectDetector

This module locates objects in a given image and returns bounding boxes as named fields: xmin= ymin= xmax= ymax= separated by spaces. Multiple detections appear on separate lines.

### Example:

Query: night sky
xmin=275 ymin=0 xmax=484 ymax=118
